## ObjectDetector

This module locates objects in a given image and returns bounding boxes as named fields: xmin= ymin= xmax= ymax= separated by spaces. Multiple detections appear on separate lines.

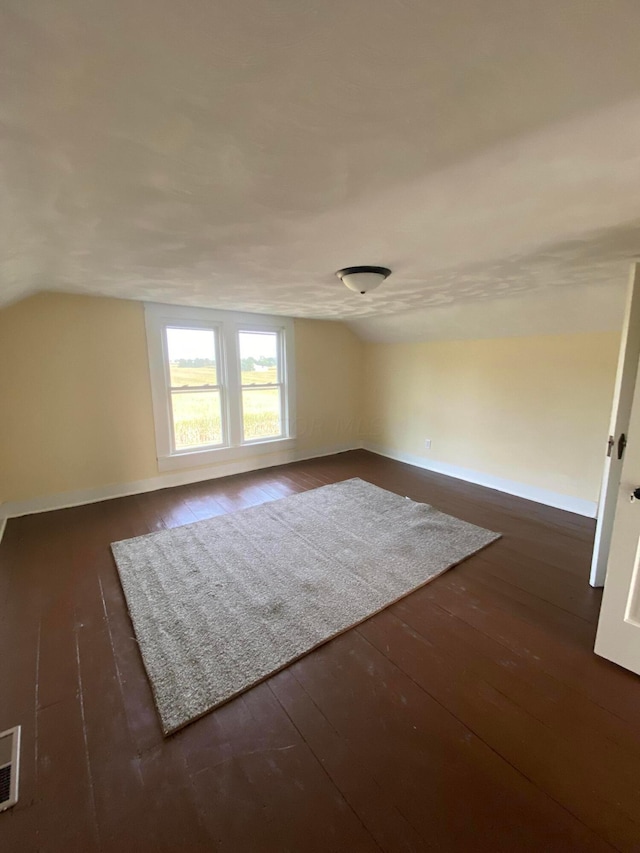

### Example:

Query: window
xmin=239 ymin=330 xmax=283 ymax=442
xmin=145 ymin=304 xmax=295 ymax=470
xmin=166 ymin=327 xmax=223 ymax=450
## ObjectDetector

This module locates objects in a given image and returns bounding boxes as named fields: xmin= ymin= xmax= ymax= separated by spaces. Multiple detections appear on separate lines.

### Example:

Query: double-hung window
xmin=239 ymin=329 xmax=284 ymax=442
xmin=145 ymin=304 xmax=295 ymax=471
xmin=166 ymin=325 xmax=224 ymax=450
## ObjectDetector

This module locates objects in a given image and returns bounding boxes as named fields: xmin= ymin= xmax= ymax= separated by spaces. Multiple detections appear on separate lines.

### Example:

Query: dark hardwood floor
xmin=1 ymin=450 xmax=640 ymax=852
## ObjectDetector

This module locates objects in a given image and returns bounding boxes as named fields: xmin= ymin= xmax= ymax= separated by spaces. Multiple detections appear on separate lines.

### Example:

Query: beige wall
xmin=0 ymin=293 xmax=158 ymax=504
xmin=0 ymin=291 xmax=618 ymax=509
xmin=294 ymin=318 xmax=363 ymax=453
xmin=0 ymin=293 xmax=363 ymax=505
xmin=363 ymin=332 xmax=619 ymax=503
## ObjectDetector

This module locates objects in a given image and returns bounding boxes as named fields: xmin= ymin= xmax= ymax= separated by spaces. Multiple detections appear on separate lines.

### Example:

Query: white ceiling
xmin=2 ymin=0 xmax=640 ymax=340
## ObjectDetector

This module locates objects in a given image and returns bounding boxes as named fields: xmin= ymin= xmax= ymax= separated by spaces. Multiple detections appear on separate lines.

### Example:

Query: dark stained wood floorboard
xmin=268 ymin=670 xmax=429 ymax=853
xmin=1 ymin=449 xmax=639 ymax=851
xmin=358 ymin=611 xmax=637 ymax=849
xmin=413 ymin=563 xmax=640 ymax=733
xmin=179 ymin=683 xmax=381 ymax=853
xmin=466 ymin=548 xmax=602 ymax=623
xmin=0 ymin=520 xmax=47 ymax=852
xmin=389 ymin=587 xmax=640 ymax=763
xmin=287 ymin=630 xmax=612 ymax=852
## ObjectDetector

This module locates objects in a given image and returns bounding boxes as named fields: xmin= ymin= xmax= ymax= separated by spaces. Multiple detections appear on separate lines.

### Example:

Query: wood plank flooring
xmin=1 ymin=450 xmax=639 ymax=852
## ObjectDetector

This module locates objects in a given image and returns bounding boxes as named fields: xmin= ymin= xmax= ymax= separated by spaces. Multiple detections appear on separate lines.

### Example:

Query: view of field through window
xmin=239 ymin=331 xmax=281 ymax=441
xmin=166 ymin=327 xmax=282 ymax=449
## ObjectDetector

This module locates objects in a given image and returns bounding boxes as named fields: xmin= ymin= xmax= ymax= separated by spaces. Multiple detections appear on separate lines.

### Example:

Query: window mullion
xmin=278 ymin=330 xmax=288 ymax=436
xmin=225 ymin=323 xmax=243 ymax=446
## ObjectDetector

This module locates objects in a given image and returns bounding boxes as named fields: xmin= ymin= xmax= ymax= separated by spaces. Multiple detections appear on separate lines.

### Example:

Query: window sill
xmin=157 ymin=437 xmax=296 ymax=472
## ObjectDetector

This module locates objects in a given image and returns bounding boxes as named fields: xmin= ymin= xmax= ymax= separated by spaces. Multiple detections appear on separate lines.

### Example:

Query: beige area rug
xmin=111 ymin=478 xmax=500 ymax=734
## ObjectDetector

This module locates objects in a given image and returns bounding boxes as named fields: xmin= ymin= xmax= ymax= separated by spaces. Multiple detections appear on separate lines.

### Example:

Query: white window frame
xmin=165 ymin=322 xmax=227 ymax=452
xmin=237 ymin=325 xmax=287 ymax=445
xmin=145 ymin=303 xmax=296 ymax=471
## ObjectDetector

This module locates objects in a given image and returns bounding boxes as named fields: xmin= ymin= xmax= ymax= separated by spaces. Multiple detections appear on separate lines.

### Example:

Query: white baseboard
xmin=0 ymin=441 xmax=598 ymax=547
xmin=363 ymin=443 xmax=598 ymax=518
xmin=0 ymin=443 xmax=360 ymax=541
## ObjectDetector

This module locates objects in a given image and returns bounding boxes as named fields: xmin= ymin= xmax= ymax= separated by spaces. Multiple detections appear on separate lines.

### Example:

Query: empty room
xmin=2 ymin=2 xmax=640 ymax=851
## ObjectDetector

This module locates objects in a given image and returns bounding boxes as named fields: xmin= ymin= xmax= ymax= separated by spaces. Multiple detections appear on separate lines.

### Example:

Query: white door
xmin=590 ymin=263 xmax=640 ymax=587
xmin=595 ymin=343 xmax=640 ymax=675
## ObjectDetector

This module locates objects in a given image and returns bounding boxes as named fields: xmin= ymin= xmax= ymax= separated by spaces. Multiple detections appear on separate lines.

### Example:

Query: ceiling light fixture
xmin=336 ymin=265 xmax=391 ymax=295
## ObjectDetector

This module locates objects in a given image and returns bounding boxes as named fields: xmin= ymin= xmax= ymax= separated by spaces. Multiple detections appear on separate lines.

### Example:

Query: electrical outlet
xmin=424 ymin=438 xmax=431 ymax=450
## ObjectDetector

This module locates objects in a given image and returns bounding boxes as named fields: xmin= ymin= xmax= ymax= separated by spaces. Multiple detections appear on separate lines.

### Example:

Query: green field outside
xmin=170 ymin=364 xmax=218 ymax=386
xmin=169 ymin=365 xmax=278 ymax=387
xmin=170 ymin=365 xmax=280 ymax=448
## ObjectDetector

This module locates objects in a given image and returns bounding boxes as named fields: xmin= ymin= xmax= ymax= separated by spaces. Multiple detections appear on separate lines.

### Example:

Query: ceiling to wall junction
xmin=1 ymin=0 xmax=639 ymax=339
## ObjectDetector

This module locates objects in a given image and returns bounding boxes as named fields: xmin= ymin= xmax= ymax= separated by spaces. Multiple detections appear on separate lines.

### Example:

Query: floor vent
xmin=0 ymin=726 xmax=20 ymax=812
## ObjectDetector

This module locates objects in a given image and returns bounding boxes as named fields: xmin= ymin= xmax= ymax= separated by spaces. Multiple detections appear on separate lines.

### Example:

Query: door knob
xmin=631 ymin=488 xmax=640 ymax=502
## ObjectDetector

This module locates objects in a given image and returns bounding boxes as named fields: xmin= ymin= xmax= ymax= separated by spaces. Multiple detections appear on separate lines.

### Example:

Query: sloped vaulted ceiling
xmin=1 ymin=0 xmax=639 ymax=339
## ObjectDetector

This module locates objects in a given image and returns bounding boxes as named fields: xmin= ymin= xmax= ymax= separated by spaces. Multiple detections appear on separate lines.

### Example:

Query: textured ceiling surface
xmin=2 ymin=1 xmax=640 ymax=339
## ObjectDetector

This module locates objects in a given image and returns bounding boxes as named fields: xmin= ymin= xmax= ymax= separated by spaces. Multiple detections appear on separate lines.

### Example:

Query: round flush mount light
xmin=336 ymin=265 xmax=392 ymax=295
